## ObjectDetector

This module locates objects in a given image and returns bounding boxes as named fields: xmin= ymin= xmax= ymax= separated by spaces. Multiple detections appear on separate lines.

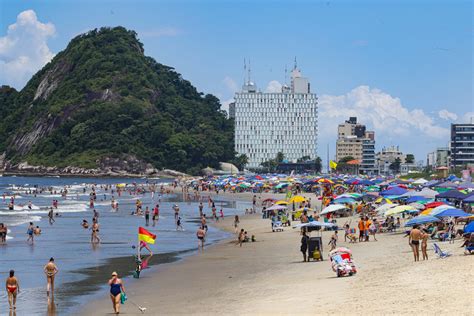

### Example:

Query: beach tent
xmin=433 ymin=208 xmax=470 ymax=218
xmin=436 ymin=190 xmax=468 ymax=200
xmin=384 ymin=205 xmax=416 ymax=216
xmin=380 ymin=187 xmax=408 ymax=196
xmin=405 ymin=215 xmax=440 ymax=227
xmin=320 ymin=204 xmax=347 ymax=215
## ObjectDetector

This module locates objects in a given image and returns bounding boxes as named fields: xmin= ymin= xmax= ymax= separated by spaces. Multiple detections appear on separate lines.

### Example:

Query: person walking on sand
xmin=152 ymin=204 xmax=159 ymax=227
xmin=91 ymin=218 xmax=101 ymax=244
xmin=109 ymin=271 xmax=125 ymax=315
xmin=328 ymin=231 xmax=338 ymax=251
xmin=300 ymin=231 xmax=309 ymax=262
xmin=44 ymin=258 xmax=58 ymax=297
xmin=234 ymin=215 xmax=240 ymax=233
xmin=48 ymin=208 xmax=55 ymax=225
xmin=145 ymin=206 xmax=150 ymax=226
xmin=196 ymin=226 xmax=206 ymax=251
xmin=26 ymin=222 xmax=34 ymax=244
xmin=421 ymin=229 xmax=429 ymax=260
xmin=6 ymin=270 xmax=19 ymax=310
xmin=238 ymin=229 xmax=245 ymax=247
xmin=408 ymin=224 xmax=422 ymax=262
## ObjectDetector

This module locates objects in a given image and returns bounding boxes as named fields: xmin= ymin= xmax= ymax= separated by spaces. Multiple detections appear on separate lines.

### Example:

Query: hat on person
xmin=111 ymin=271 xmax=118 ymax=276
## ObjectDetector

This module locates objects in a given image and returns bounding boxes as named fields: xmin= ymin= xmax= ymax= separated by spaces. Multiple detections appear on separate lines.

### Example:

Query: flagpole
xmin=137 ymin=227 xmax=141 ymax=261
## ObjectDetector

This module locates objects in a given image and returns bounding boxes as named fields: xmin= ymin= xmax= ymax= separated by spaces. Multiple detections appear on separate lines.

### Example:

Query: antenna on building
xmin=294 ymin=56 xmax=297 ymax=70
xmin=243 ymin=58 xmax=247 ymax=84
xmin=248 ymin=59 xmax=252 ymax=83
xmin=284 ymin=65 xmax=288 ymax=85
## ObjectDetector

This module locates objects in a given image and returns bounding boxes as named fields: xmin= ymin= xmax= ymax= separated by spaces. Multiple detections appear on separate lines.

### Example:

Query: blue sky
xmin=1 ymin=0 xmax=472 ymax=163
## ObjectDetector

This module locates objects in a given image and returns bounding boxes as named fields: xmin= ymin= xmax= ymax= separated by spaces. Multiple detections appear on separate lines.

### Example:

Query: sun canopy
xmin=320 ymin=204 xmax=347 ymax=215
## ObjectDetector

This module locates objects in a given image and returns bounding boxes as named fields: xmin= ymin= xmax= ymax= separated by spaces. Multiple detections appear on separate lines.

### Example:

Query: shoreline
xmin=80 ymin=189 xmax=473 ymax=315
xmin=0 ymin=171 xmax=176 ymax=179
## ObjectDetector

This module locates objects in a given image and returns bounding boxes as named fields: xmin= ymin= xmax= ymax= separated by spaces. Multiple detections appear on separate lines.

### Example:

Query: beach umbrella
xmin=296 ymin=207 xmax=313 ymax=212
xmin=318 ymin=178 xmax=334 ymax=184
xmin=423 ymin=205 xmax=451 ymax=216
xmin=458 ymin=182 xmax=474 ymax=189
xmin=266 ymin=204 xmax=288 ymax=211
xmin=405 ymin=215 xmax=440 ymax=227
xmin=275 ymin=183 xmax=289 ymax=189
xmin=332 ymin=197 xmax=356 ymax=204
xmin=405 ymin=196 xmax=428 ymax=203
xmin=433 ymin=208 xmax=470 ymax=218
xmin=436 ymin=190 xmax=468 ymax=200
xmin=320 ymin=204 xmax=347 ymax=215
xmin=275 ymin=200 xmax=289 ymax=205
xmin=293 ymin=221 xmax=336 ymax=228
xmin=384 ymin=205 xmax=416 ymax=216
xmin=116 ymin=183 xmax=126 ymax=188
xmin=412 ymin=178 xmax=428 ymax=185
xmin=380 ymin=187 xmax=408 ymax=196
xmin=424 ymin=201 xmax=445 ymax=209
xmin=464 ymin=221 xmax=474 ymax=234
xmin=375 ymin=203 xmax=398 ymax=214
xmin=375 ymin=197 xmax=393 ymax=204
xmin=289 ymin=195 xmax=306 ymax=203
xmin=408 ymin=203 xmax=426 ymax=210
xmin=463 ymin=195 xmax=474 ymax=203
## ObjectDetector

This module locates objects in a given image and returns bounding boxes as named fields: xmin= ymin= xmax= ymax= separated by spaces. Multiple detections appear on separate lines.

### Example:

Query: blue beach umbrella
xmin=433 ymin=208 xmax=470 ymax=218
xmin=405 ymin=216 xmax=440 ymax=227
xmin=464 ymin=221 xmax=474 ymax=234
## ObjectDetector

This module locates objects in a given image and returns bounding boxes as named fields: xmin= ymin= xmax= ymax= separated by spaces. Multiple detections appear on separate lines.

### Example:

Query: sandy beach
xmin=80 ymin=191 xmax=473 ymax=315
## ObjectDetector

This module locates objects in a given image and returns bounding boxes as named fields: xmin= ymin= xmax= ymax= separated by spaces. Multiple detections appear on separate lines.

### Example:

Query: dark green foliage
xmin=0 ymin=27 xmax=235 ymax=173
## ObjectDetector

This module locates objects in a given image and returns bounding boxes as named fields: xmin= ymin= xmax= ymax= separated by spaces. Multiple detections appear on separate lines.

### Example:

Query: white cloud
xmin=223 ymin=76 xmax=238 ymax=93
xmin=139 ymin=27 xmax=181 ymax=38
xmin=438 ymin=109 xmax=458 ymax=121
xmin=265 ymin=80 xmax=282 ymax=93
xmin=0 ymin=10 xmax=56 ymax=89
xmin=318 ymin=85 xmax=450 ymax=141
xmin=220 ymin=98 xmax=234 ymax=115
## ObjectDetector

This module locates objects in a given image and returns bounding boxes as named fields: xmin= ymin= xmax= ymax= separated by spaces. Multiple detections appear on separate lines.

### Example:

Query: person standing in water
xmin=173 ymin=204 xmax=180 ymax=221
xmin=196 ymin=226 xmax=206 ymax=251
xmin=44 ymin=258 xmax=58 ymax=297
xmin=145 ymin=206 xmax=150 ymax=226
xmin=109 ymin=271 xmax=125 ymax=315
xmin=26 ymin=222 xmax=34 ymax=244
xmin=91 ymin=218 xmax=101 ymax=244
xmin=48 ymin=208 xmax=55 ymax=225
xmin=6 ymin=270 xmax=19 ymax=310
xmin=152 ymin=204 xmax=159 ymax=227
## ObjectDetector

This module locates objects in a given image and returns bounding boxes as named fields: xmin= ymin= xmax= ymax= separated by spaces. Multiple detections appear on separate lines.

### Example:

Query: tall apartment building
xmin=335 ymin=117 xmax=376 ymax=174
xmin=450 ymin=123 xmax=474 ymax=168
xmin=234 ymin=65 xmax=318 ymax=169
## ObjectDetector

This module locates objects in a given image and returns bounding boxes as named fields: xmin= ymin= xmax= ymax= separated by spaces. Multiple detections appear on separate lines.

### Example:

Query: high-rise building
xmin=335 ymin=117 xmax=376 ymax=174
xmin=450 ymin=123 xmax=474 ymax=168
xmin=228 ymin=102 xmax=236 ymax=119
xmin=376 ymin=145 xmax=405 ymax=175
xmin=234 ymin=63 xmax=318 ymax=169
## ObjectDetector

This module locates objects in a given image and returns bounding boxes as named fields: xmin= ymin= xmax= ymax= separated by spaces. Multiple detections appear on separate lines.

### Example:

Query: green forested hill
xmin=0 ymin=27 xmax=234 ymax=174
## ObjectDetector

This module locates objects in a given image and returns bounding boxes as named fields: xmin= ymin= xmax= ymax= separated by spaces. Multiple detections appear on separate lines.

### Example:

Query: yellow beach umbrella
xmin=384 ymin=205 xmax=415 ymax=216
xmin=375 ymin=197 xmax=392 ymax=204
xmin=116 ymin=183 xmax=126 ymax=188
xmin=289 ymin=196 xmax=306 ymax=203
xmin=420 ymin=208 xmax=433 ymax=216
xmin=275 ymin=200 xmax=289 ymax=205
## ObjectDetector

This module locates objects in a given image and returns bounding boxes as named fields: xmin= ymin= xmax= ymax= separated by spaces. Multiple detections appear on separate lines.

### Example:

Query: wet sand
xmin=80 ymin=190 xmax=473 ymax=315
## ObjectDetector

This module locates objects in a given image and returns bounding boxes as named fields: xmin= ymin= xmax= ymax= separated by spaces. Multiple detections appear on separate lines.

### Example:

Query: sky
xmin=1 ymin=0 xmax=472 ymax=165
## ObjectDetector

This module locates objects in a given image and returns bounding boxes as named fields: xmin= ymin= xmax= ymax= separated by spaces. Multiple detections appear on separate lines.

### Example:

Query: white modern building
xmin=234 ymin=65 xmax=318 ymax=169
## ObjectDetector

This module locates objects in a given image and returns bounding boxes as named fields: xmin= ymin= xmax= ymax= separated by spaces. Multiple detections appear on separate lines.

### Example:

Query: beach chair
xmin=272 ymin=221 xmax=284 ymax=232
xmin=433 ymin=243 xmax=451 ymax=259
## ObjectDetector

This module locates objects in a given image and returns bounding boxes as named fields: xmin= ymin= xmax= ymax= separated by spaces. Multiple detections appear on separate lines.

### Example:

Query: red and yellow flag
xmin=138 ymin=227 xmax=156 ymax=244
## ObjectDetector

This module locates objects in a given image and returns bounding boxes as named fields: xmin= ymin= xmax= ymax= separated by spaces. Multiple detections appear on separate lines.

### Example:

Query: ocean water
xmin=0 ymin=176 xmax=249 ymax=315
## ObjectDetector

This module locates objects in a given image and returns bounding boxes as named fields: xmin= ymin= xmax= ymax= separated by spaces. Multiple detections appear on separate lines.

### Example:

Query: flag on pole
xmin=329 ymin=160 xmax=338 ymax=170
xmin=138 ymin=227 xmax=156 ymax=244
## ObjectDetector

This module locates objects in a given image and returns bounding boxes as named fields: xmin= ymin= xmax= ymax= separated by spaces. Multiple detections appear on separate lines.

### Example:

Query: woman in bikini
xmin=44 ymin=258 xmax=58 ymax=297
xmin=109 ymin=271 xmax=125 ymax=315
xmin=6 ymin=270 xmax=19 ymax=310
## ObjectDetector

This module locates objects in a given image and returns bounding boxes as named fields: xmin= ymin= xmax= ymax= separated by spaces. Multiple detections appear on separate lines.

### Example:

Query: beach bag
xmin=313 ymin=250 xmax=321 ymax=260
xmin=120 ymin=292 xmax=127 ymax=304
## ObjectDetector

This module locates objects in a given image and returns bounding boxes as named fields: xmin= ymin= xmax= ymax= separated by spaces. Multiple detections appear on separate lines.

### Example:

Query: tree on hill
xmin=405 ymin=154 xmax=415 ymax=164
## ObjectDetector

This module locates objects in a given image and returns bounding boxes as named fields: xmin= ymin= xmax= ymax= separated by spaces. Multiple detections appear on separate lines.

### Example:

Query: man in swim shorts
xmin=409 ymin=224 xmax=422 ymax=262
